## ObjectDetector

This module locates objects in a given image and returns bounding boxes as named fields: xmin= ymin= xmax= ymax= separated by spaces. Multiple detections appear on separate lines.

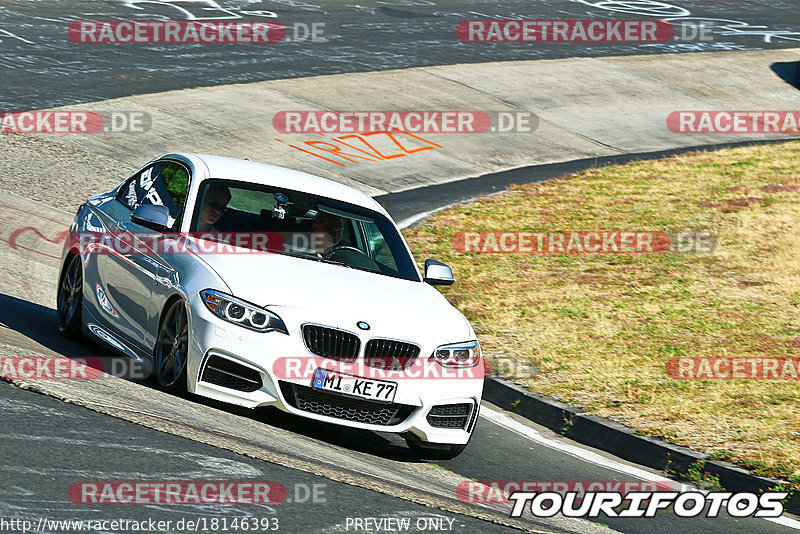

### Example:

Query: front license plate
xmin=311 ymin=369 xmax=397 ymax=403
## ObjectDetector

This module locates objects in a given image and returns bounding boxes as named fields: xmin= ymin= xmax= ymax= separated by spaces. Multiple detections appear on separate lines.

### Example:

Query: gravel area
xmin=0 ymin=135 xmax=124 ymax=211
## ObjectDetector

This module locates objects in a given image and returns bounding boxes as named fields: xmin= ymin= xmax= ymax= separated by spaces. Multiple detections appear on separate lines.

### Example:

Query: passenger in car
xmin=196 ymin=185 xmax=231 ymax=232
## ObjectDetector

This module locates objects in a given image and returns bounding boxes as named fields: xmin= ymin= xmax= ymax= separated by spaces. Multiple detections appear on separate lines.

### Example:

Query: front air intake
xmin=200 ymin=354 xmax=262 ymax=392
xmin=427 ymin=403 xmax=473 ymax=430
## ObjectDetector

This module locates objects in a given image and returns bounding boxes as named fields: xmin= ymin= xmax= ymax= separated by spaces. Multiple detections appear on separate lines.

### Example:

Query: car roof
xmin=163 ymin=152 xmax=390 ymax=218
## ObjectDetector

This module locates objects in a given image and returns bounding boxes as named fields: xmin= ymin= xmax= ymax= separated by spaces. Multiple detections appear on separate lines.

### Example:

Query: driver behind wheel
xmin=311 ymin=211 xmax=344 ymax=256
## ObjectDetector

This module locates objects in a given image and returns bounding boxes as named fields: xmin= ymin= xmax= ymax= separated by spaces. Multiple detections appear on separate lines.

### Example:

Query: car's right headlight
xmin=430 ymin=340 xmax=481 ymax=368
xmin=200 ymin=289 xmax=288 ymax=334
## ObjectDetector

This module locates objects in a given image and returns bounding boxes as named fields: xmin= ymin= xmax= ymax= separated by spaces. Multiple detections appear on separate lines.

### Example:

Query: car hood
xmin=196 ymin=252 xmax=472 ymax=343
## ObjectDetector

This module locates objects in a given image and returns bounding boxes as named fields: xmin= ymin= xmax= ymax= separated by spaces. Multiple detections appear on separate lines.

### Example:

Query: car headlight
xmin=200 ymin=289 xmax=288 ymax=334
xmin=430 ymin=340 xmax=481 ymax=368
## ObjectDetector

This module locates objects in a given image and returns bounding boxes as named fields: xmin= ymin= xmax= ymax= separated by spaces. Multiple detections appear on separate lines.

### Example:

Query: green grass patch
xmin=403 ymin=142 xmax=800 ymax=480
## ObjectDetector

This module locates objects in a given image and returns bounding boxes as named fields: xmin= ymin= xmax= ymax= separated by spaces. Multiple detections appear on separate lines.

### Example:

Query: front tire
xmin=56 ymin=254 xmax=83 ymax=339
xmin=154 ymin=299 xmax=189 ymax=393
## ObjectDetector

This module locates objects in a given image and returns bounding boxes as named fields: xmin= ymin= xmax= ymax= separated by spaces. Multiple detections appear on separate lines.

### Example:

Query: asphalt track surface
xmin=1 ymin=0 xmax=799 ymax=109
xmin=1 ymin=1 xmax=800 ymax=533
xmin=0 ymin=381 xmax=514 ymax=534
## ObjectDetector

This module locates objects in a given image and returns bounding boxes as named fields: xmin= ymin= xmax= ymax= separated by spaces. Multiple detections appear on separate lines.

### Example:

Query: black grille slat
xmin=279 ymin=382 xmax=415 ymax=426
xmin=201 ymin=355 xmax=263 ymax=393
xmin=303 ymin=325 xmax=360 ymax=361
xmin=364 ymin=339 xmax=421 ymax=370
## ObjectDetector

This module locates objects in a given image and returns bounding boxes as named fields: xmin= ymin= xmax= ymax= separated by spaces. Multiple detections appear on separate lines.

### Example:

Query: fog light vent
xmin=427 ymin=403 xmax=472 ymax=429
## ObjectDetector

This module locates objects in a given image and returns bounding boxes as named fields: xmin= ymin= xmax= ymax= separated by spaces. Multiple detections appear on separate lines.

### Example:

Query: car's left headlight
xmin=200 ymin=289 xmax=288 ymax=334
xmin=430 ymin=340 xmax=481 ymax=368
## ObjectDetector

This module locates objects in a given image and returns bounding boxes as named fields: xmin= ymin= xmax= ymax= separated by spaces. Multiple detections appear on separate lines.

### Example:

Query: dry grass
xmin=403 ymin=141 xmax=800 ymax=483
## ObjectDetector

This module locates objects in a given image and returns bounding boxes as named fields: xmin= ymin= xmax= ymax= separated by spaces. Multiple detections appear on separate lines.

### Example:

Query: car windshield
xmin=190 ymin=179 xmax=420 ymax=282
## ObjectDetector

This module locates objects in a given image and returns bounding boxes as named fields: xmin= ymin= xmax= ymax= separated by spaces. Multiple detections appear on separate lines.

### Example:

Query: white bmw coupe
xmin=58 ymin=153 xmax=483 ymax=459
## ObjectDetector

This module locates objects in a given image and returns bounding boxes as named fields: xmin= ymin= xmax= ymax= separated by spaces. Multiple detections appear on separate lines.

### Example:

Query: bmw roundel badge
xmin=357 ymin=321 xmax=370 ymax=330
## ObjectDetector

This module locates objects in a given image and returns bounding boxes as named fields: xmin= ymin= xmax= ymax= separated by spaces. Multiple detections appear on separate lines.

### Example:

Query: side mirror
xmin=424 ymin=259 xmax=455 ymax=286
xmin=130 ymin=204 xmax=170 ymax=232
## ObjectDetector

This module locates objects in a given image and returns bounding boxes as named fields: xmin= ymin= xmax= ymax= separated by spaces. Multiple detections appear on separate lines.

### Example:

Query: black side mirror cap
xmin=130 ymin=204 xmax=170 ymax=232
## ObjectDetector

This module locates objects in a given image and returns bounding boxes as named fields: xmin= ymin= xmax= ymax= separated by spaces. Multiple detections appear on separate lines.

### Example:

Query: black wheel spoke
xmin=155 ymin=300 xmax=188 ymax=390
xmin=58 ymin=256 xmax=82 ymax=334
xmin=161 ymin=322 xmax=176 ymax=342
xmin=61 ymin=277 xmax=72 ymax=297
xmin=162 ymin=350 xmax=174 ymax=367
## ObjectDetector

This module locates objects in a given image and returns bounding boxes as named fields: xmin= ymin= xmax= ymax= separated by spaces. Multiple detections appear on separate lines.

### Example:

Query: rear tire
xmin=56 ymin=254 xmax=83 ymax=339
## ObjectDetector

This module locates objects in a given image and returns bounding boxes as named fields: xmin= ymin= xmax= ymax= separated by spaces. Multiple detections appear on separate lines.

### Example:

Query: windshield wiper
xmin=280 ymin=249 xmax=321 ymax=260
xmin=320 ymin=258 xmax=357 ymax=270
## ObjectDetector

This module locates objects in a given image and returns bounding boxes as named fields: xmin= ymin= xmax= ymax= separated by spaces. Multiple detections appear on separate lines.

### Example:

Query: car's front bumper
xmin=185 ymin=293 xmax=484 ymax=445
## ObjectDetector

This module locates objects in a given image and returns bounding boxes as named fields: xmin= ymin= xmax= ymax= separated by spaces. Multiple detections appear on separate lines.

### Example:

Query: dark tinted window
xmin=116 ymin=161 xmax=190 ymax=227
xmin=117 ymin=163 xmax=166 ymax=210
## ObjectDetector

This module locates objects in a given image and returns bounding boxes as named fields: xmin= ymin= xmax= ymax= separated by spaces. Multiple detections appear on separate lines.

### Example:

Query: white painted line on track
xmin=396 ymin=190 xmax=510 ymax=230
xmin=479 ymin=405 xmax=800 ymax=530
xmin=397 ymin=205 xmax=456 ymax=230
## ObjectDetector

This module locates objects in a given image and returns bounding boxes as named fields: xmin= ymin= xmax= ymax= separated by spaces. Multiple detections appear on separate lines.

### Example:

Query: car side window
xmin=156 ymin=163 xmax=191 ymax=217
xmin=338 ymin=219 xmax=358 ymax=248
xmin=116 ymin=161 xmax=190 ymax=227
xmin=116 ymin=163 xmax=166 ymax=210
xmin=363 ymin=222 xmax=398 ymax=271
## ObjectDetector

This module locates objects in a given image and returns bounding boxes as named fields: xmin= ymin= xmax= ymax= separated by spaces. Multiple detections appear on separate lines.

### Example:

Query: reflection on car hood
xmin=196 ymin=251 xmax=471 ymax=341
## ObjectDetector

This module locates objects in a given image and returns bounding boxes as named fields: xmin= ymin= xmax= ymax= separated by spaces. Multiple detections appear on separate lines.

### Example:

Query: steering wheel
xmin=322 ymin=245 xmax=368 ymax=260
